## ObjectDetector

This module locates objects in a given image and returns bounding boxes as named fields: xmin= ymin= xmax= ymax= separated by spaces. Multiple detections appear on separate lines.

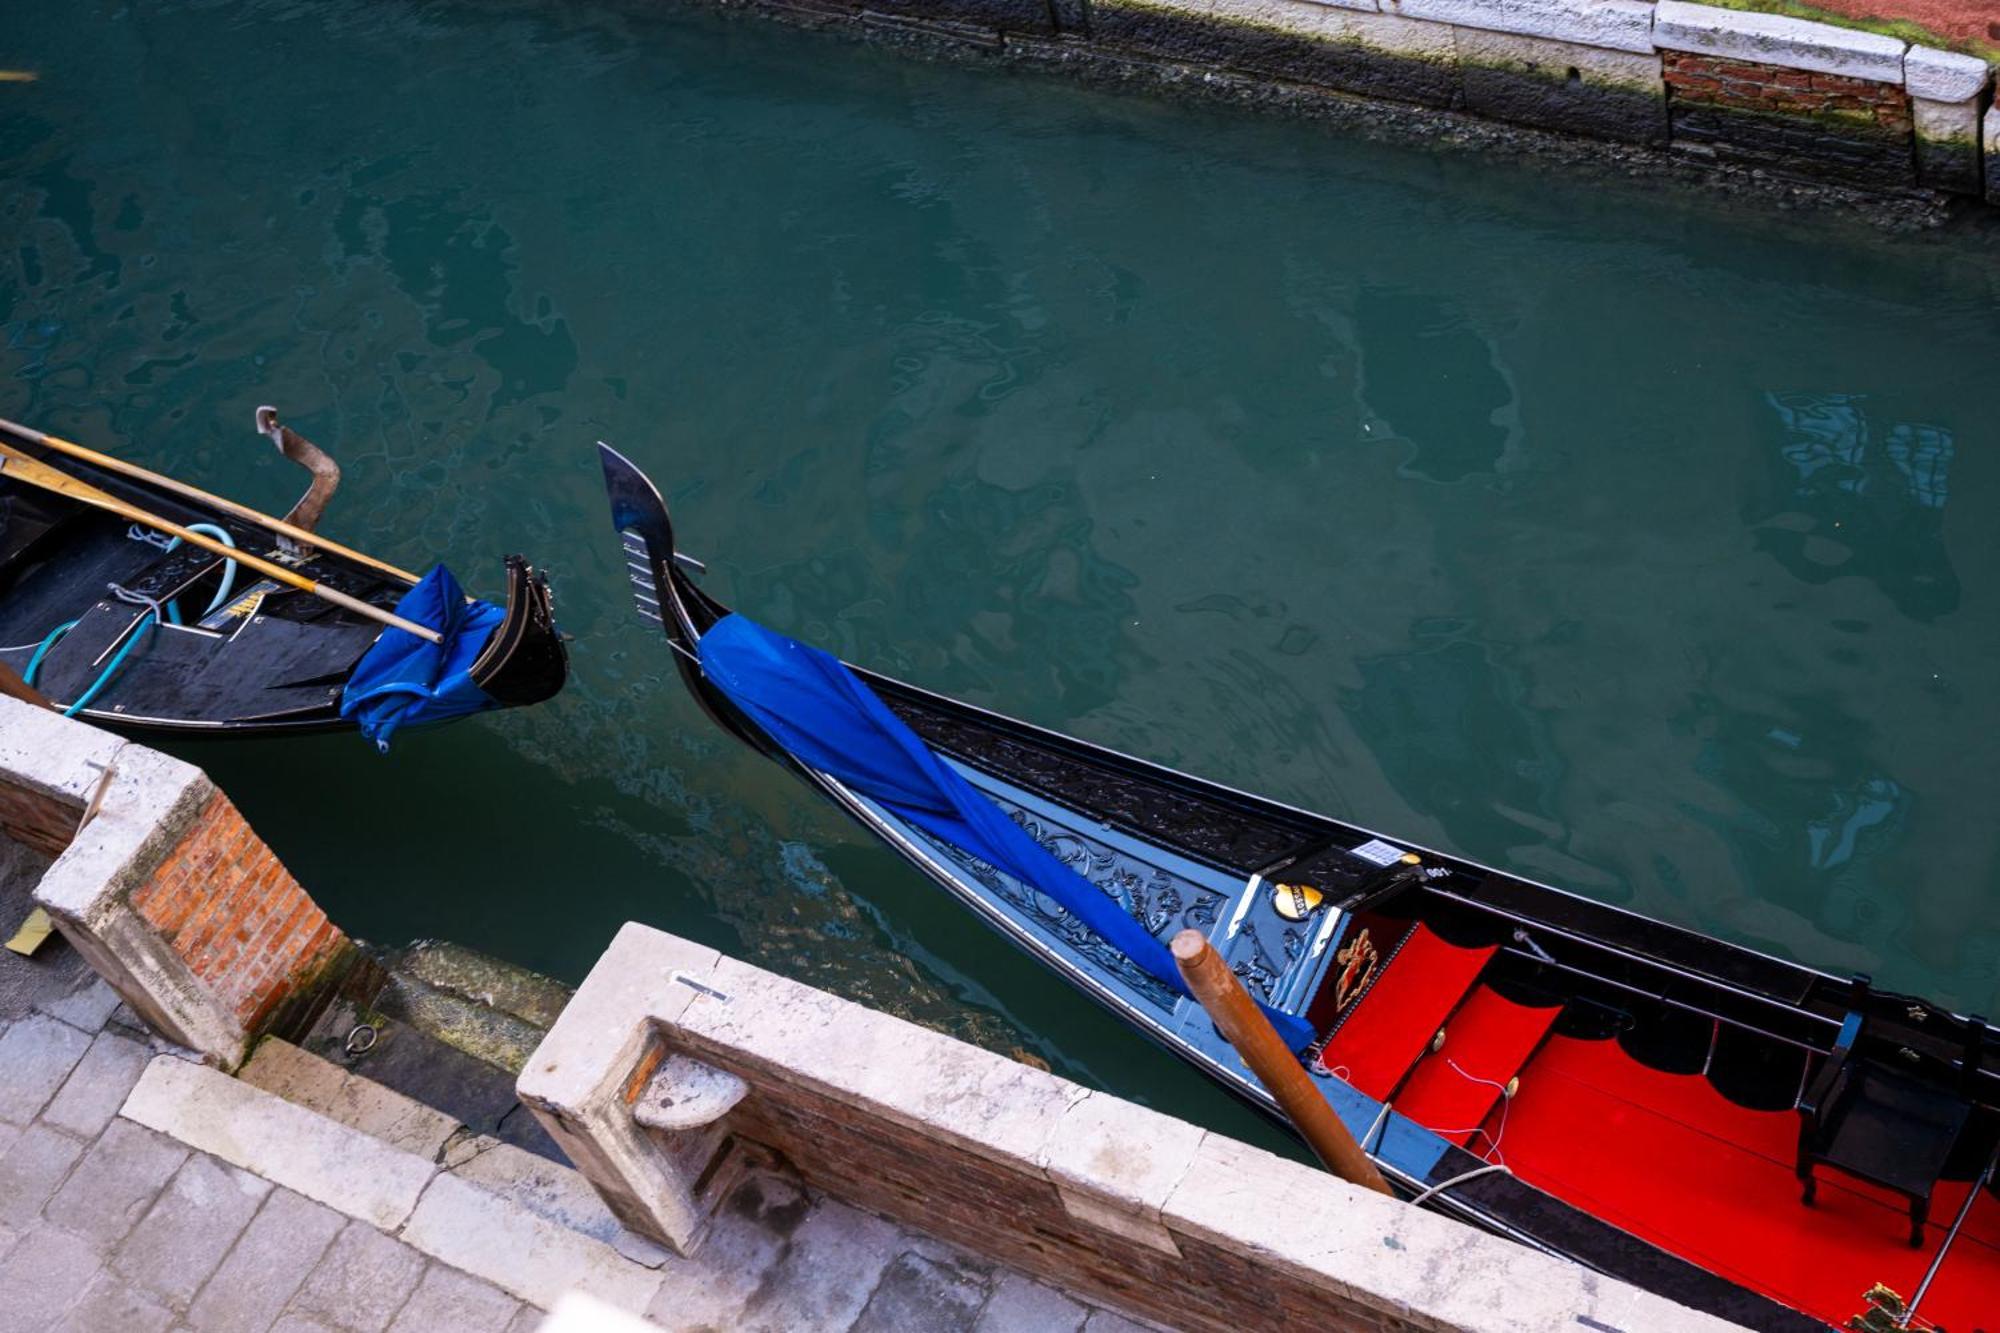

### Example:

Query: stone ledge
xmin=0 ymin=695 xmax=125 ymax=810
xmin=121 ymin=1054 xmax=435 ymax=1231
xmin=1653 ymin=0 xmax=1904 ymax=83
xmin=401 ymin=1172 xmax=665 ymax=1313
xmin=1905 ymin=45 xmax=1990 ymax=103
xmin=1382 ymin=0 xmax=1656 ymax=56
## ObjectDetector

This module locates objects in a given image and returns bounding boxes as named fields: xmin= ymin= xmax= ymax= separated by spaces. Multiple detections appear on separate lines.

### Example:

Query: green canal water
xmin=6 ymin=0 xmax=2000 ymax=1146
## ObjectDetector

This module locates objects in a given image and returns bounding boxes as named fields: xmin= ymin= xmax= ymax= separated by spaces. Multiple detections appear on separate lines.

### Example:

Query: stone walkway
xmin=0 ymin=961 xmax=1154 ymax=1333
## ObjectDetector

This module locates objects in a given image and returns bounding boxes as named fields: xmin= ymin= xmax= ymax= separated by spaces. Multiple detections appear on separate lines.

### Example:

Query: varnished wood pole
xmin=0 ymin=415 xmax=422 ymax=586
xmin=0 ymin=443 xmax=442 ymax=645
xmin=1172 ymin=929 xmax=1394 ymax=1196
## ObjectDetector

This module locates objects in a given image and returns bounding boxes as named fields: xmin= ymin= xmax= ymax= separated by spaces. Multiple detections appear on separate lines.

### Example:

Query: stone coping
xmin=520 ymin=922 xmax=1747 ymax=1333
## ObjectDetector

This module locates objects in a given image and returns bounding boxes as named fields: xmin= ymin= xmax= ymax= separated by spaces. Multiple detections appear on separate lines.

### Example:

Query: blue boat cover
xmin=339 ymin=565 xmax=505 ymax=752
xmin=698 ymin=613 xmax=1317 ymax=1050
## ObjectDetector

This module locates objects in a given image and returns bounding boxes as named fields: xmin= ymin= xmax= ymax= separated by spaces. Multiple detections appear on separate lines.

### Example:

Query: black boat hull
xmin=597 ymin=443 xmax=1996 ymax=1332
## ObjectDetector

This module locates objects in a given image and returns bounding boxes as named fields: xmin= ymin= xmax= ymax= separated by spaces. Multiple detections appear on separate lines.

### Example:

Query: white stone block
xmin=1455 ymin=27 xmax=1663 ymax=90
xmin=1038 ymin=1092 xmax=1205 ymax=1257
xmin=402 ymin=1172 xmax=664 ymax=1314
xmin=1653 ymin=0 xmax=1905 ymax=82
xmin=1384 ymin=0 xmax=1656 ymax=55
xmin=241 ymin=1037 xmax=460 ymax=1158
xmin=0 ymin=695 xmax=126 ymax=808
xmin=1343 ymin=8 xmax=1459 ymax=61
xmin=121 ymin=1055 xmax=434 ymax=1231
xmin=1913 ymin=95 xmax=1980 ymax=144
xmin=1905 ymin=45 xmax=1989 ymax=103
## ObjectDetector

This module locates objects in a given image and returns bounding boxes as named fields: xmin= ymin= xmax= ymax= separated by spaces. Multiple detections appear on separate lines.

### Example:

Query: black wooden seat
xmin=1796 ymin=976 xmax=1985 ymax=1247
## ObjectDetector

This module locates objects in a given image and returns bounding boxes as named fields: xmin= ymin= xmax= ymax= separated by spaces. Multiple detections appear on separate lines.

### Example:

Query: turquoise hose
xmin=22 ymin=619 xmax=79 ymax=687
xmin=24 ymin=521 xmax=237 ymax=716
xmin=165 ymin=521 xmax=239 ymax=620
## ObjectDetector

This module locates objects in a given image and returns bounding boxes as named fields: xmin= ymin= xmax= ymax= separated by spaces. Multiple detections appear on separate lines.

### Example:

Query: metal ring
xmin=344 ymin=1023 xmax=378 ymax=1055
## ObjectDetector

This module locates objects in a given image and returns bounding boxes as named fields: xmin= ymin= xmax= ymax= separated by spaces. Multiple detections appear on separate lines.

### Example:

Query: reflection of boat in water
xmin=0 ymin=412 xmax=566 ymax=740
xmin=600 ymin=441 xmax=1999 ymax=1332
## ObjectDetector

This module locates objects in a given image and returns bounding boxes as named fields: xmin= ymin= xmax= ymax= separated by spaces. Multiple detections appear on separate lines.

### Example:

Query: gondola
xmin=598 ymin=444 xmax=1998 ymax=1332
xmin=0 ymin=412 xmax=566 ymax=740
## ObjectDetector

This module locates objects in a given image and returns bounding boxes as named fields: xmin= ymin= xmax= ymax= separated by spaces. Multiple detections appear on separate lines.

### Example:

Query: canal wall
xmin=0 ymin=696 xmax=353 ymax=1067
xmin=521 ymin=920 xmax=1742 ymax=1333
xmin=706 ymin=0 xmax=1996 ymax=206
xmin=0 ymin=701 xmax=1740 ymax=1331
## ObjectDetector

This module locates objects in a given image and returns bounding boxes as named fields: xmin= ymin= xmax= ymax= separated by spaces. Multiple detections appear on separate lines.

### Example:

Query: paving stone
xmin=852 ymin=1252 xmax=992 ymax=1333
xmin=0 ymin=1122 xmax=86 ymax=1226
xmin=52 ymin=1271 xmax=175 ymax=1333
xmin=123 ymin=1057 xmax=435 ymax=1232
xmin=0 ymin=1222 xmax=17 ymax=1263
xmin=42 ymin=1119 xmax=188 ymax=1245
xmin=401 ymin=1173 xmax=661 ymax=1314
xmin=641 ymin=1178 xmax=797 ymax=1330
xmin=37 ymin=977 xmax=123 ymax=1035
xmin=733 ymin=1198 xmax=907 ymax=1333
xmin=290 ymin=1220 xmax=431 ymax=1333
xmin=0 ymin=1227 xmax=105 ymax=1333
xmin=242 ymin=1040 xmax=459 ymax=1159
xmin=42 ymin=1032 xmax=151 ymax=1139
xmin=502 ymin=1306 xmax=548 ymax=1333
xmin=385 ymin=1265 xmax=523 ymax=1333
xmin=112 ymin=1153 xmax=271 ymax=1303
xmin=272 ymin=1317 xmax=341 ymax=1333
xmin=973 ymin=1273 xmax=1088 ymax=1333
xmin=0 ymin=1013 xmax=93 ymax=1125
xmin=189 ymin=1188 xmax=344 ymax=1332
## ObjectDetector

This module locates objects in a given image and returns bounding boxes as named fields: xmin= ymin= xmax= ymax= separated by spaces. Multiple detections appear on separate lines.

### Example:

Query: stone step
xmin=128 ymin=1051 xmax=673 ymax=1314
xmin=391 ymin=940 xmax=573 ymax=1034
xmin=372 ymin=967 xmax=550 ymax=1075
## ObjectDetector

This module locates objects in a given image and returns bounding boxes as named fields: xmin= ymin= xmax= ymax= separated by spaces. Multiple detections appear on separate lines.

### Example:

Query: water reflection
xmin=1759 ymin=391 xmax=1958 ymax=621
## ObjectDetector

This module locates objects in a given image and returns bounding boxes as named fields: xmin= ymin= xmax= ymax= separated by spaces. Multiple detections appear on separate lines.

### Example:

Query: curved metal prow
xmin=597 ymin=442 xmax=704 ymax=652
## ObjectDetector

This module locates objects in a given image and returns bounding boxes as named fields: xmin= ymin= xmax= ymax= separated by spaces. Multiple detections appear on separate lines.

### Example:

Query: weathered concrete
xmin=521 ymin=922 xmax=1744 ymax=1333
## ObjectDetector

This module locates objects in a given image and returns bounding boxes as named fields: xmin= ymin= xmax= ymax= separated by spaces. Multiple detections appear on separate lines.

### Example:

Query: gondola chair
xmin=1795 ymin=974 xmax=1986 ymax=1247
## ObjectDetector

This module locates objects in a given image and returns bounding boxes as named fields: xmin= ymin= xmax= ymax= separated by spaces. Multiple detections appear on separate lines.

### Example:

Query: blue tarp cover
xmin=698 ymin=612 xmax=1316 ymax=1050
xmin=339 ymin=565 xmax=504 ymax=752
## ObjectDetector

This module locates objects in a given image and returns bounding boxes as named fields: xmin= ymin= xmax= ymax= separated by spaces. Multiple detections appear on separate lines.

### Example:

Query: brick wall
xmin=680 ymin=1033 xmax=1385 ymax=1333
xmin=1662 ymin=50 xmax=1915 ymax=184
xmin=128 ymin=791 xmax=349 ymax=1033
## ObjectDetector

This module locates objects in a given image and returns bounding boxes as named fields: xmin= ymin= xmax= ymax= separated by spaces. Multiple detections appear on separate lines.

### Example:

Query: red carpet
xmin=1393 ymin=988 xmax=1559 ymax=1147
xmin=1318 ymin=926 xmax=1494 ymax=1100
xmin=1498 ymin=1035 xmax=2000 ymax=1330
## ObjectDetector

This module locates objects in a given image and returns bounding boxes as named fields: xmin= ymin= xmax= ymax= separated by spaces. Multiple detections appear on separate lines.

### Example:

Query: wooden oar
xmin=0 ymin=415 xmax=421 ymax=586
xmin=0 ymin=442 xmax=442 ymax=645
xmin=1172 ymin=929 xmax=1394 ymax=1195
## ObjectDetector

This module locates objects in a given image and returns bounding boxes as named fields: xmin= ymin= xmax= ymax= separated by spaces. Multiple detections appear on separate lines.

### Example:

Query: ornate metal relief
xmin=898 ymin=795 xmax=1235 ymax=1012
xmin=886 ymin=694 xmax=1313 ymax=872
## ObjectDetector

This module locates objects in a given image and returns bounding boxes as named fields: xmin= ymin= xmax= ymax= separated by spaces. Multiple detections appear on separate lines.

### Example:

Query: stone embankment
xmin=3 ymin=696 xmax=1741 ymax=1331
xmin=704 ymin=0 xmax=1998 ymax=207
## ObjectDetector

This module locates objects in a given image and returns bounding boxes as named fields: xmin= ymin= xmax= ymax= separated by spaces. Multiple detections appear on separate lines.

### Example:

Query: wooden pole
xmin=0 ymin=415 xmax=422 ymax=586
xmin=0 ymin=444 xmax=442 ymax=645
xmin=1171 ymin=929 xmax=1394 ymax=1195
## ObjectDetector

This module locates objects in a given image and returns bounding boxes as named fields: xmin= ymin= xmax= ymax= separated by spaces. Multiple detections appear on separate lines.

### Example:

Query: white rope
xmin=1409 ymin=1162 xmax=1511 ymax=1207
xmin=1361 ymin=1097 xmax=1394 ymax=1153
xmin=1419 ymin=1058 xmax=1516 ymax=1167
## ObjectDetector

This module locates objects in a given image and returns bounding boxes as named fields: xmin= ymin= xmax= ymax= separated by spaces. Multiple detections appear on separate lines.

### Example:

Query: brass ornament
xmin=1272 ymin=880 xmax=1324 ymax=922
